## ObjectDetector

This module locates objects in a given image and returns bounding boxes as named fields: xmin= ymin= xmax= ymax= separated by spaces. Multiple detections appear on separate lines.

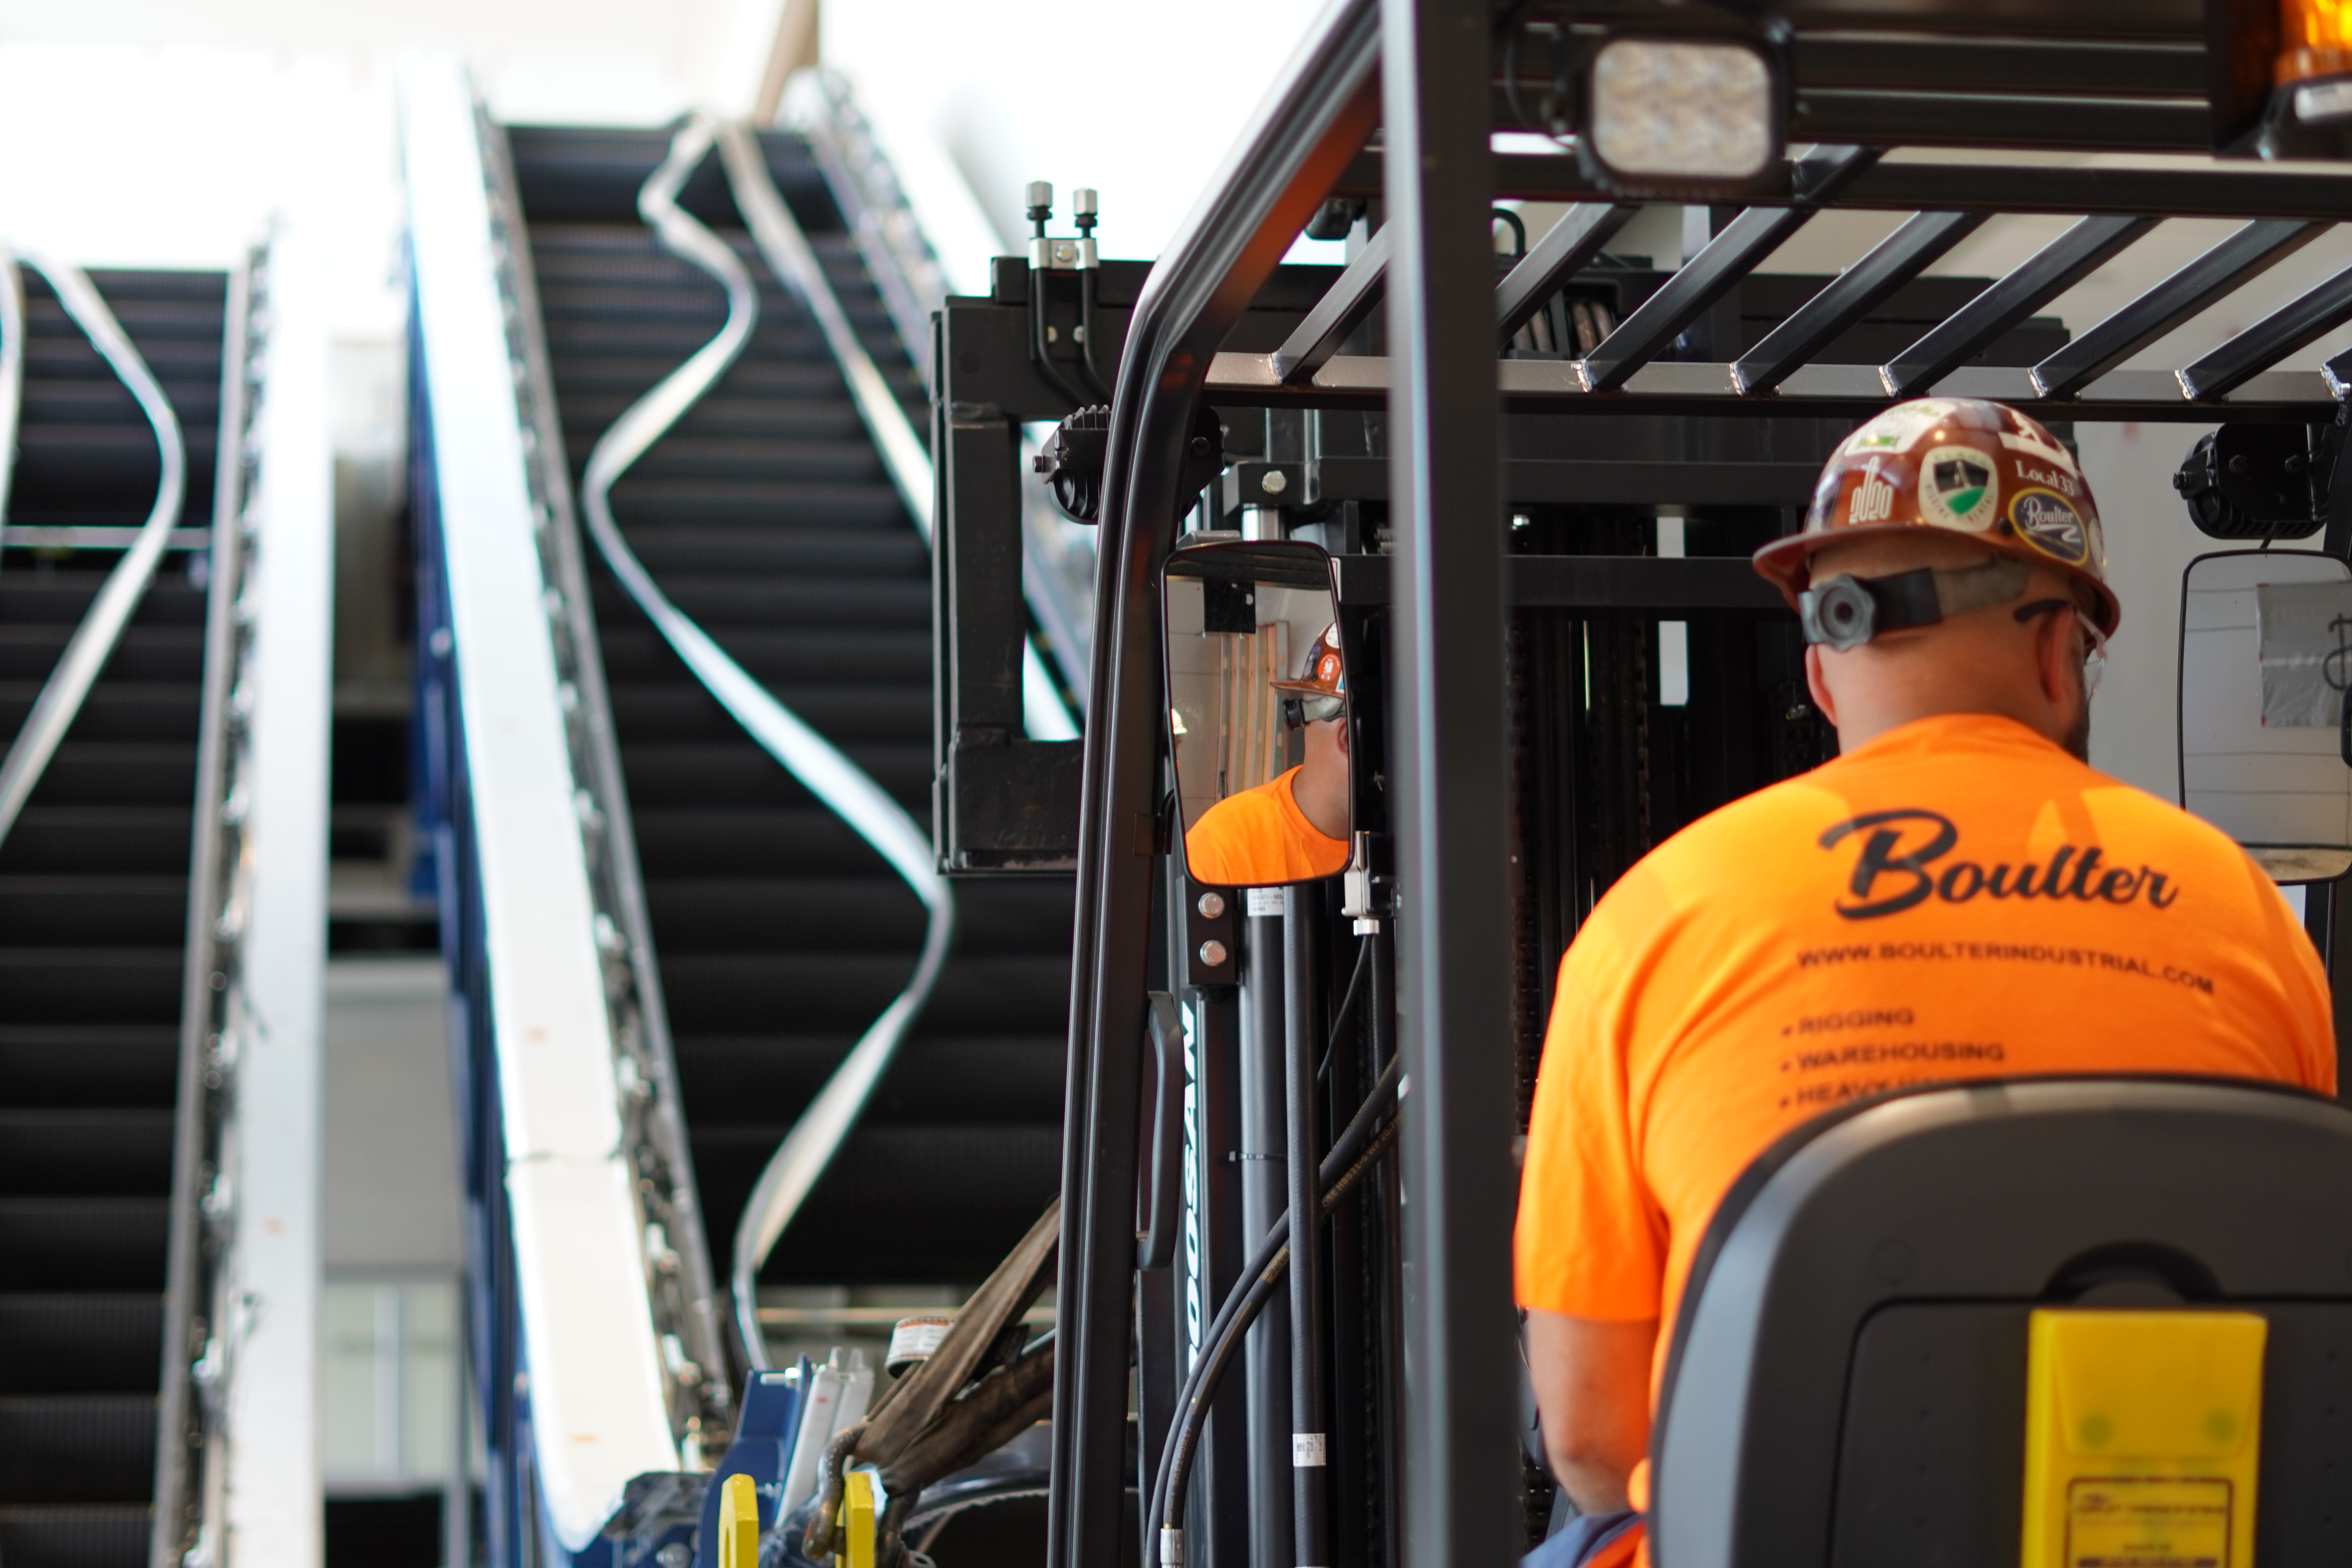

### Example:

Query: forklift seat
xmin=1646 ymin=1076 xmax=2352 ymax=1568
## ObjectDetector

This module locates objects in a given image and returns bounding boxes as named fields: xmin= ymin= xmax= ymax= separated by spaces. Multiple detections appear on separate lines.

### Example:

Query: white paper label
xmin=1292 ymin=1432 xmax=1327 ymax=1466
xmin=1246 ymin=887 xmax=1285 ymax=918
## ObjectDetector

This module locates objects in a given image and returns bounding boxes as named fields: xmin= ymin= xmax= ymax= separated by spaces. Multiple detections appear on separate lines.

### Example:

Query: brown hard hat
xmin=1753 ymin=398 xmax=2121 ymax=637
xmin=1270 ymin=623 xmax=1346 ymax=698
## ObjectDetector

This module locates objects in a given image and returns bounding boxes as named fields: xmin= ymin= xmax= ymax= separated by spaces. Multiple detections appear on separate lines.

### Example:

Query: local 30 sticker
xmin=1918 ymin=445 xmax=2000 ymax=532
xmin=2009 ymin=488 xmax=2090 ymax=564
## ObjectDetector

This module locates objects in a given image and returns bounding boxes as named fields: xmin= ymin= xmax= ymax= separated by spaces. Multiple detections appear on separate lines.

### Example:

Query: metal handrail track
xmin=0 ymin=254 xmax=188 ymax=847
xmin=0 ymin=253 xmax=22 ymax=528
xmin=586 ymin=116 xmax=956 ymax=1368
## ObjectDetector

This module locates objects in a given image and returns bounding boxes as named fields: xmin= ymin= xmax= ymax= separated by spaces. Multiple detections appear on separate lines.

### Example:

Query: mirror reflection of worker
xmin=1183 ymin=623 xmax=1350 ymax=887
xmin=1514 ymin=399 xmax=2336 ymax=1568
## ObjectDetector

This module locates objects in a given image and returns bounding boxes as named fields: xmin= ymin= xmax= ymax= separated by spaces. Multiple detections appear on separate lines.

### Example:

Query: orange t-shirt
xmin=1184 ymin=766 xmax=1350 ymax=886
xmin=1517 ymin=712 xmax=2334 ymax=1382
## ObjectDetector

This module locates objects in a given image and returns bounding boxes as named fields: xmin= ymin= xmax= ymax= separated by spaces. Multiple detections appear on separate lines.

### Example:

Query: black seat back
xmin=1648 ymin=1077 xmax=2352 ymax=1568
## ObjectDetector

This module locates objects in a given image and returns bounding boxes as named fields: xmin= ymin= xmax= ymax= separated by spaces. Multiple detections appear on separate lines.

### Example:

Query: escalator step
xmin=0 ymin=810 xmax=205 ymax=877
xmin=629 ymin=808 xmax=900 ymax=877
xmin=0 ymin=1112 xmax=175 ymax=1196
xmin=615 ymin=742 xmax=929 ymax=811
xmin=21 ymin=746 xmax=197 ymax=809
xmin=0 ymin=879 xmax=189 ymax=947
xmin=608 ymin=683 xmax=931 ymax=745
xmin=0 ymin=1396 xmax=158 ymax=1504
xmin=0 ymin=630 xmax=204 ymax=684
xmin=0 ymin=687 xmax=200 ymax=744
xmin=0 ymin=952 xmax=184 ymax=1024
xmin=0 ymin=1505 xmax=151 ymax=1568
xmin=0 ymin=1027 xmax=178 ymax=1109
xmin=0 ymin=1298 xmax=165 ymax=1394
xmin=674 ymin=1034 xmax=1066 ymax=1127
xmin=657 ymin=953 xmax=1070 ymax=1036
xmin=0 ymin=1201 xmax=169 ymax=1289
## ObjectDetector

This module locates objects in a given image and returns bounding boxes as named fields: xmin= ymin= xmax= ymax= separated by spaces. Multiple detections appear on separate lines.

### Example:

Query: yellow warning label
xmin=2063 ymin=1476 xmax=2232 ymax=1568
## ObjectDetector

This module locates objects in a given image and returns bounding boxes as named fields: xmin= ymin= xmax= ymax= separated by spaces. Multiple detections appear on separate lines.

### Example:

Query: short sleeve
xmin=1515 ymin=940 xmax=1667 ymax=1322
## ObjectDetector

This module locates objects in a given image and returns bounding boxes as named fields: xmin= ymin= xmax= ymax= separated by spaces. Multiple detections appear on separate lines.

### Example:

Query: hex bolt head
xmin=1198 ymin=940 xmax=1229 ymax=967
xmin=1261 ymin=470 xmax=1289 ymax=496
xmin=1196 ymin=891 xmax=1227 ymax=919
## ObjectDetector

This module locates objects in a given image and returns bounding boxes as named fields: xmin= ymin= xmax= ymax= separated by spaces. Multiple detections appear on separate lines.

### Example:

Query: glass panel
xmin=2180 ymin=550 xmax=2352 ymax=882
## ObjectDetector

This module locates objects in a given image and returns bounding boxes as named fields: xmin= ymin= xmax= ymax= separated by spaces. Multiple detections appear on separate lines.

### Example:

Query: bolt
xmin=1261 ymin=470 xmax=1289 ymax=496
xmin=1198 ymin=940 xmax=1229 ymax=967
xmin=2229 ymin=453 xmax=2250 ymax=475
xmin=1197 ymin=891 xmax=1227 ymax=919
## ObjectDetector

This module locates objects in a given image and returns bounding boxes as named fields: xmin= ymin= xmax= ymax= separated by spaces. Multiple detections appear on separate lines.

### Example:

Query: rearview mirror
xmin=2179 ymin=549 xmax=2352 ymax=882
xmin=1164 ymin=540 xmax=1347 ymax=888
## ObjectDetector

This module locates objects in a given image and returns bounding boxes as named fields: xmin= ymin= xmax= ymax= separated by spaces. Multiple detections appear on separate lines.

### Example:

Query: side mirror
xmin=2179 ymin=549 xmax=2352 ymax=882
xmin=1164 ymin=539 xmax=1346 ymax=889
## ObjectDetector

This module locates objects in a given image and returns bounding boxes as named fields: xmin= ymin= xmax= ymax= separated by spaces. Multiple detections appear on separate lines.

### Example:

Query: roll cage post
xmin=1033 ymin=2 xmax=2352 ymax=1566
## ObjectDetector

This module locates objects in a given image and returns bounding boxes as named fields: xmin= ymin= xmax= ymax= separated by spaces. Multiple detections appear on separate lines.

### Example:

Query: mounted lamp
xmin=1577 ymin=32 xmax=1786 ymax=198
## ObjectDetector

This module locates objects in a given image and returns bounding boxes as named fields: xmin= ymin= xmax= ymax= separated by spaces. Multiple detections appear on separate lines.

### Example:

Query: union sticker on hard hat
xmin=1919 ymin=448 xmax=2000 ymax=532
xmin=2009 ymin=488 xmax=2090 ymax=565
xmin=1846 ymin=456 xmax=1900 ymax=525
xmin=2000 ymin=423 xmax=2080 ymax=474
xmin=1841 ymin=399 xmax=1957 ymax=456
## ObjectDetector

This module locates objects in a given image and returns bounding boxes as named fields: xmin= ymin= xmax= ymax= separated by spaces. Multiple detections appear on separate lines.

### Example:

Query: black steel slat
xmin=1583 ymin=146 xmax=1880 ymax=391
xmin=1733 ymin=211 xmax=1988 ymax=394
xmin=1273 ymin=224 xmax=1392 ymax=383
xmin=2031 ymin=219 xmax=2327 ymax=397
xmin=1881 ymin=214 xmax=2159 ymax=397
xmin=2180 ymin=262 xmax=2352 ymax=400
xmin=1494 ymin=202 xmax=1640 ymax=345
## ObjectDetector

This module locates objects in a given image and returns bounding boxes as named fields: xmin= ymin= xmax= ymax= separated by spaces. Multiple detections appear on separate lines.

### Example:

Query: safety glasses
xmin=2015 ymin=599 xmax=2108 ymax=698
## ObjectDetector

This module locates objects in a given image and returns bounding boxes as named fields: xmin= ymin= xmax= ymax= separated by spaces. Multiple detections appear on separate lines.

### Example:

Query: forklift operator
xmin=1514 ymin=399 xmax=2337 ymax=1568
xmin=1185 ymin=623 xmax=1352 ymax=886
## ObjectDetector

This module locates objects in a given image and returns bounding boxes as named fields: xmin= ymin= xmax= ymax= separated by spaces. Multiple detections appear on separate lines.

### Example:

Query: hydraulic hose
xmin=589 ymin=115 xmax=955 ymax=1367
xmin=1147 ymin=1055 xmax=1402 ymax=1568
xmin=0 ymin=253 xmax=186 ymax=849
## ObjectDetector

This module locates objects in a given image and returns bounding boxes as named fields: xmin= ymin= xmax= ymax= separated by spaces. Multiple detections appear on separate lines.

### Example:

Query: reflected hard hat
xmin=1270 ymin=623 xmax=1345 ymax=698
xmin=1753 ymin=398 xmax=2120 ymax=637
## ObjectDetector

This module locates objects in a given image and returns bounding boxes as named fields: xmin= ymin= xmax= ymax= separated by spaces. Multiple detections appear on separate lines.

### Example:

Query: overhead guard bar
xmin=1494 ymin=201 xmax=1640 ymax=346
xmin=1337 ymin=154 xmax=2352 ymax=223
xmin=2030 ymin=218 xmax=2327 ymax=398
xmin=1047 ymin=0 xmax=1383 ymax=1560
xmin=1580 ymin=145 xmax=1879 ymax=392
xmin=1733 ymin=210 xmax=1988 ymax=394
xmin=1272 ymin=222 xmax=1392 ymax=383
xmin=2181 ymin=260 xmax=2352 ymax=400
xmin=1882 ymin=214 xmax=2159 ymax=396
xmin=0 ymin=254 xmax=187 ymax=850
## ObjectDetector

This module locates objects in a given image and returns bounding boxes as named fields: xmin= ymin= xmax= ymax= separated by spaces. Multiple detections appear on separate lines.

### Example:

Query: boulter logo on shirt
xmin=1817 ymin=809 xmax=2181 ymax=921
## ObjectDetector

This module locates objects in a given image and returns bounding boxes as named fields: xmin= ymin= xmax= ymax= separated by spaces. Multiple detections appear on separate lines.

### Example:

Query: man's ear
xmin=1804 ymin=644 xmax=1838 ymax=730
xmin=1332 ymin=715 xmax=1350 ymax=757
xmin=2033 ymin=605 xmax=2074 ymax=707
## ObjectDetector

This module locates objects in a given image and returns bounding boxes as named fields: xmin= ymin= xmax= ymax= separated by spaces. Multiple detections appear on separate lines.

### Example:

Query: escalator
xmin=501 ymin=127 xmax=1072 ymax=1315
xmin=0 ymin=267 xmax=225 ymax=1568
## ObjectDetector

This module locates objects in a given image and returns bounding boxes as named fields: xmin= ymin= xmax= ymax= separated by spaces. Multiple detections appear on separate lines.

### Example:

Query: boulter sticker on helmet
xmin=1920 ymin=446 xmax=2000 ymax=532
xmin=1842 ymin=399 xmax=1958 ymax=457
xmin=2010 ymin=488 xmax=2090 ymax=565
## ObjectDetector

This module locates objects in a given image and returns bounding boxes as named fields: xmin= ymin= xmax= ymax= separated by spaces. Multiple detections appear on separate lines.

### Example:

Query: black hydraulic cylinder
xmin=1284 ymin=889 xmax=1329 ymax=1568
xmin=1241 ymin=898 xmax=1294 ymax=1568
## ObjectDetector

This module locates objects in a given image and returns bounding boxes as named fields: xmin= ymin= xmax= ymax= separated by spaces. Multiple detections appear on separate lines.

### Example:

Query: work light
xmin=1579 ymin=34 xmax=1784 ymax=198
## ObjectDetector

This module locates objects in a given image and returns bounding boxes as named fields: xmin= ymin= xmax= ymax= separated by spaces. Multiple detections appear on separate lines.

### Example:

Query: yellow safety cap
xmin=2021 ymin=1308 xmax=2267 ymax=1568
xmin=718 ymin=1472 xmax=759 ymax=1568
xmin=842 ymin=1469 xmax=880 ymax=1568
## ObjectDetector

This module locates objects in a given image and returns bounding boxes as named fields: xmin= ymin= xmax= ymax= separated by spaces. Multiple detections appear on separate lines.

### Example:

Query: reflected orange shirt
xmin=1185 ymin=766 xmax=1350 ymax=887
xmin=1517 ymin=713 xmax=2334 ymax=1381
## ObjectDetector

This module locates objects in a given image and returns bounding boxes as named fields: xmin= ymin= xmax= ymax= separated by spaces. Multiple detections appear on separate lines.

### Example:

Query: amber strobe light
xmin=2279 ymin=0 xmax=2352 ymax=122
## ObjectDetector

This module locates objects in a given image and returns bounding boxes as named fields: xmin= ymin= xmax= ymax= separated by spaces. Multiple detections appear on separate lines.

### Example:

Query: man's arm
xmin=1523 ymin=1307 xmax=1659 ymax=1514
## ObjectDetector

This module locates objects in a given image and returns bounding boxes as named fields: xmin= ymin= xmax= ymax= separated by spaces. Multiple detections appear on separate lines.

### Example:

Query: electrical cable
xmin=1145 ymin=1054 xmax=1402 ymax=1568
xmin=1315 ymin=933 xmax=1371 ymax=1083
